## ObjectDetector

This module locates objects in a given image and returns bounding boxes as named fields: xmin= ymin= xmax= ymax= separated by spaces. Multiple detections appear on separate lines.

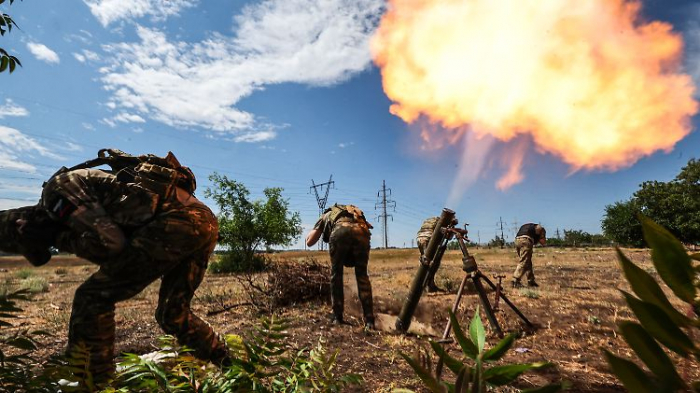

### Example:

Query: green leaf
xmin=619 ymin=322 xmax=685 ymax=390
xmin=0 ymin=56 xmax=8 ymax=72
xmin=482 ymin=362 xmax=552 ymax=386
xmin=617 ymin=248 xmax=690 ymax=326
xmin=454 ymin=365 xmax=471 ymax=392
xmin=603 ymin=350 xmax=656 ymax=393
xmin=621 ymin=291 xmax=695 ymax=357
xmin=640 ymin=215 xmax=696 ymax=303
xmin=9 ymin=58 xmax=16 ymax=73
xmin=399 ymin=353 xmax=446 ymax=393
xmin=469 ymin=307 xmax=485 ymax=353
xmin=429 ymin=340 xmax=466 ymax=376
xmin=482 ymin=333 xmax=516 ymax=362
xmin=6 ymin=336 xmax=37 ymax=350
xmin=449 ymin=311 xmax=478 ymax=359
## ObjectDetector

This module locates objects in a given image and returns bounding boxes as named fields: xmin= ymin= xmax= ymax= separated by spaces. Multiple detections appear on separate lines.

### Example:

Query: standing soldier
xmin=306 ymin=204 xmax=375 ymax=330
xmin=512 ymin=223 xmax=546 ymax=288
xmin=1 ymin=149 xmax=232 ymax=380
xmin=416 ymin=216 xmax=441 ymax=292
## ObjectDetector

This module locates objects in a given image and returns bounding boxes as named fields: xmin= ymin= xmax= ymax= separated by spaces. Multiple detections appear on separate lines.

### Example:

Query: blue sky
xmin=0 ymin=0 xmax=699 ymax=249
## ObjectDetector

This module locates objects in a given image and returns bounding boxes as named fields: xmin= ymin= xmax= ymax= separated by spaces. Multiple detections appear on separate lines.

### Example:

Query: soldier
xmin=512 ymin=223 xmax=546 ymax=288
xmin=416 ymin=216 xmax=441 ymax=292
xmin=306 ymin=204 xmax=375 ymax=330
xmin=0 ymin=150 xmax=231 ymax=379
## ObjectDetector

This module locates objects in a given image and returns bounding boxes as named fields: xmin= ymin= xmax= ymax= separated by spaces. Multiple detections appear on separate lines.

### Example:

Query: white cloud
xmin=73 ymin=50 xmax=100 ymax=63
xmin=98 ymin=0 xmax=384 ymax=142
xmin=0 ymin=126 xmax=62 ymax=172
xmin=234 ymin=130 xmax=277 ymax=143
xmin=338 ymin=142 xmax=355 ymax=148
xmin=82 ymin=122 xmax=96 ymax=131
xmin=0 ymin=99 xmax=29 ymax=118
xmin=84 ymin=0 xmax=196 ymax=27
xmin=26 ymin=42 xmax=60 ymax=64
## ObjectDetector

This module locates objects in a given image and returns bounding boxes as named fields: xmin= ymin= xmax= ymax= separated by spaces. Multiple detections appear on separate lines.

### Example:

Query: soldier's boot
xmin=511 ymin=280 xmax=523 ymax=288
xmin=364 ymin=318 xmax=376 ymax=331
xmin=527 ymin=281 xmax=539 ymax=288
xmin=330 ymin=314 xmax=344 ymax=325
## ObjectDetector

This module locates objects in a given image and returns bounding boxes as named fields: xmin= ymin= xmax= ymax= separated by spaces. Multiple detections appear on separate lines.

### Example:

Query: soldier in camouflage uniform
xmin=417 ymin=216 xmax=441 ymax=292
xmin=512 ymin=223 xmax=546 ymax=288
xmin=306 ymin=204 xmax=375 ymax=329
xmin=1 ymin=156 xmax=230 ymax=379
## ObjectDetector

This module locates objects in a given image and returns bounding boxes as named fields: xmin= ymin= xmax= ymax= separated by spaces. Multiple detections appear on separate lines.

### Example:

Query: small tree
xmin=563 ymin=229 xmax=592 ymax=247
xmin=602 ymin=199 xmax=644 ymax=247
xmin=205 ymin=173 xmax=301 ymax=273
xmin=0 ymin=0 xmax=23 ymax=74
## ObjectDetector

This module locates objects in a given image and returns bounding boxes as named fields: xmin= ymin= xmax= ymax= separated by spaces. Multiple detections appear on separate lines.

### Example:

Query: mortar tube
xmin=395 ymin=208 xmax=456 ymax=332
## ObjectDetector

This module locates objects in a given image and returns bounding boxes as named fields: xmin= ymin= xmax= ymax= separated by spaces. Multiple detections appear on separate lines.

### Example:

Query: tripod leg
xmin=480 ymin=275 xmax=533 ymax=327
xmin=435 ymin=273 xmax=469 ymax=380
xmin=472 ymin=276 xmax=503 ymax=337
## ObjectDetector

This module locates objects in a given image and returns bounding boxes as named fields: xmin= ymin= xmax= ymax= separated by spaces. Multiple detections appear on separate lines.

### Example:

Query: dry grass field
xmin=1 ymin=246 xmax=697 ymax=392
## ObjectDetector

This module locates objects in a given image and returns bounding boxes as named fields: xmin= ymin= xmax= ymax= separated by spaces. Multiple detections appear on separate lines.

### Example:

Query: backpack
xmin=48 ymin=149 xmax=197 ymax=201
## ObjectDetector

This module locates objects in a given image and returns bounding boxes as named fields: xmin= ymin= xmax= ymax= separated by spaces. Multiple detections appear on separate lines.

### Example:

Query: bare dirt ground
xmin=2 ymin=247 xmax=698 ymax=392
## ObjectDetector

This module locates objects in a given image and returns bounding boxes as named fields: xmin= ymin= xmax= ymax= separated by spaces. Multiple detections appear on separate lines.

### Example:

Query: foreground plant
xmin=399 ymin=308 xmax=564 ymax=392
xmin=604 ymin=216 xmax=700 ymax=391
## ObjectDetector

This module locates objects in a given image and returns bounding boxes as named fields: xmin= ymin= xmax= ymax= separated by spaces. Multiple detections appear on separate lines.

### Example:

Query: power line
xmin=375 ymin=180 xmax=396 ymax=248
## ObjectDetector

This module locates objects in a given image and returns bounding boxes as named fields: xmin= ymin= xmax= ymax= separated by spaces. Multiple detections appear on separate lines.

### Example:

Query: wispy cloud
xmin=73 ymin=49 xmax=101 ymax=63
xmin=26 ymin=42 xmax=60 ymax=64
xmin=98 ymin=0 xmax=384 ymax=142
xmin=0 ymin=99 xmax=29 ymax=119
xmin=338 ymin=142 xmax=355 ymax=148
xmin=0 ymin=126 xmax=62 ymax=172
xmin=84 ymin=0 xmax=197 ymax=27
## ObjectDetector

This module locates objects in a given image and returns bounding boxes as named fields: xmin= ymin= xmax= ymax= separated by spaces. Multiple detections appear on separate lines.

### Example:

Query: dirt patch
xmin=1 ymin=247 xmax=694 ymax=392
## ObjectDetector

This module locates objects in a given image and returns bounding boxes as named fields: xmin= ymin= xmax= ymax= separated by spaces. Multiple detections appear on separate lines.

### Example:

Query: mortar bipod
xmin=434 ymin=228 xmax=533 ymax=379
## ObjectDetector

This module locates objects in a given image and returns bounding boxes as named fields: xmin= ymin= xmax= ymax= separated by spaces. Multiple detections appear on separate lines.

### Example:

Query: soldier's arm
xmin=306 ymin=228 xmax=322 ymax=247
xmin=306 ymin=216 xmax=326 ymax=247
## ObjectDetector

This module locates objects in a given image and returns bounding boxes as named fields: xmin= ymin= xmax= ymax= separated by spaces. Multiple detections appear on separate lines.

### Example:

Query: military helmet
xmin=0 ymin=206 xmax=54 ymax=266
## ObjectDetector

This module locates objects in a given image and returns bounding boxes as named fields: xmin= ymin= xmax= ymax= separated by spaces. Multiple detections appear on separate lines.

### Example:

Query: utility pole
xmin=310 ymin=175 xmax=335 ymax=250
xmin=477 ymin=230 xmax=481 ymax=249
xmin=556 ymin=228 xmax=561 ymax=240
xmin=375 ymin=180 xmax=396 ymax=248
xmin=498 ymin=216 xmax=505 ymax=249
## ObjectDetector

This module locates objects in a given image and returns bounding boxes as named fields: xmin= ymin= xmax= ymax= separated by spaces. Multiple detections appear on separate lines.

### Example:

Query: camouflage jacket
xmin=416 ymin=216 xmax=439 ymax=241
xmin=313 ymin=204 xmax=372 ymax=243
xmin=41 ymin=168 xmax=159 ymax=258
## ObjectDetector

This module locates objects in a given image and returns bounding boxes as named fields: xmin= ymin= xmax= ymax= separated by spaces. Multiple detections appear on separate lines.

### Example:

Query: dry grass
xmin=0 ymin=247 xmax=691 ymax=392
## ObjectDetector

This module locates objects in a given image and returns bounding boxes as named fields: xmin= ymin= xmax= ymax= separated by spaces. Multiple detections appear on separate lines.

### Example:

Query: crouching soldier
xmin=0 ymin=149 xmax=232 ymax=380
xmin=306 ymin=204 xmax=375 ymax=330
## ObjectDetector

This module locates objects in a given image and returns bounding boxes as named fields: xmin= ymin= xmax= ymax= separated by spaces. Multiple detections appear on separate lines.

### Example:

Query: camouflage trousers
xmin=513 ymin=236 xmax=536 ymax=284
xmin=328 ymin=222 xmax=374 ymax=323
xmin=64 ymin=200 xmax=229 ymax=378
xmin=417 ymin=237 xmax=439 ymax=291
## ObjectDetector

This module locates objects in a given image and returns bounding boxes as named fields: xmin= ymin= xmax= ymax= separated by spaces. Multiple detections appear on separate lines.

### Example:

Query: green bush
xmin=604 ymin=216 xmax=700 ymax=391
xmin=208 ymin=251 xmax=268 ymax=274
xmin=399 ymin=308 xmax=564 ymax=392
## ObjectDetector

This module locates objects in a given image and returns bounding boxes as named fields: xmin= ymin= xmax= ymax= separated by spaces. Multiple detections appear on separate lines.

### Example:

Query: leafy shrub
xmin=400 ymin=308 xmax=564 ymax=392
xmin=20 ymin=276 xmax=49 ymax=293
xmin=208 ymin=251 xmax=268 ymax=274
xmin=604 ymin=216 xmax=700 ymax=391
xmin=111 ymin=317 xmax=361 ymax=392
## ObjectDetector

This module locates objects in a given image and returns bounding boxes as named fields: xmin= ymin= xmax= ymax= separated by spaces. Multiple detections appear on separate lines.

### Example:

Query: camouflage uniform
xmin=513 ymin=223 xmax=545 ymax=286
xmin=41 ymin=168 xmax=229 ymax=377
xmin=416 ymin=217 xmax=440 ymax=292
xmin=313 ymin=204 xmax=374 ymax=324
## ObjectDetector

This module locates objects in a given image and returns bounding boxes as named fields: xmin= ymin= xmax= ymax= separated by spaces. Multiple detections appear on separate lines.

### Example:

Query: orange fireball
xmin=371 ymin=0 xmax=698 ymax=189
